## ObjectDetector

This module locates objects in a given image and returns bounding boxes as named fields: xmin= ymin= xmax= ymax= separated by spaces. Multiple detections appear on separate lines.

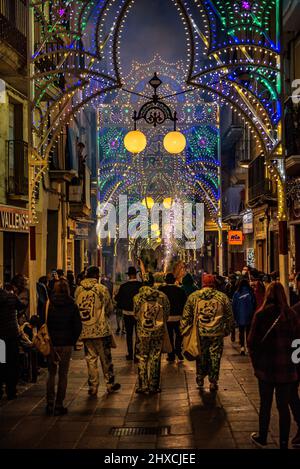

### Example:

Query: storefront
xmin=0 ymin=205 xmax=29 ymax=283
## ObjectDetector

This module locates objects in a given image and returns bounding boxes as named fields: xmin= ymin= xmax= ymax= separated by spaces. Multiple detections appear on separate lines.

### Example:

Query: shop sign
xmin=243 ymin=210 xmax=253 ymax=234
xmin=228 ymin=230 xmax=243 ymax=245
xmin=0 ymin=205 xmax=29 ymax=233
xmin=75 ymin=223 xmax=89 ymax=240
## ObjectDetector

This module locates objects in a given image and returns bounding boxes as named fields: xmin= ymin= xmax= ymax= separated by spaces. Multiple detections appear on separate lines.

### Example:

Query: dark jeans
xmin=0 ymin=338 xmax=19 ymax=398
xmin=123 ymin=314 xmax=136 ymax=358
xmin=290 ymin=381 xmax=300 ymax=428
xmin=167 ymin=321 xmax=182 ymax=359
xmin=239 ymin=325 xmax=251 ymax=347
xmin=258 ymin=379 xmax=293 ymax=448
xmin=47 ymin=346 xmax=72 ymax=407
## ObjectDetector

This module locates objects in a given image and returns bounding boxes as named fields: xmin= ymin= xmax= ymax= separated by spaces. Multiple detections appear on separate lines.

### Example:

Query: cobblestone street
xmin=0 ymin=333 xmax=297 ymax=450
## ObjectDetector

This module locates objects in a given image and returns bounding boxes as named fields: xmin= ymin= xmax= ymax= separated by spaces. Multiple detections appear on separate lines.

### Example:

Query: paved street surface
xmin=0 ymin=332 xmax=297 ymax=450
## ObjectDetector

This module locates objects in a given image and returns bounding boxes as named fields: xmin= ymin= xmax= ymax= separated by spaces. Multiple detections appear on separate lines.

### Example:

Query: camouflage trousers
xmin=136 ymin=332 xmax=164 ymax=392
xmin=196 ymin=336 xmax=224 ymax=385
xmin=83 ymin=336 xmax=115 ymax=392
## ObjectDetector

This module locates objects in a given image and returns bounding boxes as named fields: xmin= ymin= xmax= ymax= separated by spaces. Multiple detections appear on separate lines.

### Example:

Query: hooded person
xmin=180 ymin=274 xmax=234 ymax=392
xmin=133 ymin=273 xmax=170 ymax=394
xmin=75 ymin=266 xmax=121 ymax=396
xmin=181 ymin=273 xmax=198 ymax=297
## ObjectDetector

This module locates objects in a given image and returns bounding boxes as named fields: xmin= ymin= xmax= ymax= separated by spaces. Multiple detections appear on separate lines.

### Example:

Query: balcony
xmin=6 ymin=140 xmax=28 ymax=200
xmin=248 ymin=179 xmax=273 ymax=203
xmin=69 ymin=164 xmax=92 ymax=219
xmin=0 ymin=0 xmax=28 ymax=58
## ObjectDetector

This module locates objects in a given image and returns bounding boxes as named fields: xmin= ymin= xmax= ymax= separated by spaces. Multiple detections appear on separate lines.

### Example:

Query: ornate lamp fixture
xmin=124 ymin=73 xmax=186 ymax=154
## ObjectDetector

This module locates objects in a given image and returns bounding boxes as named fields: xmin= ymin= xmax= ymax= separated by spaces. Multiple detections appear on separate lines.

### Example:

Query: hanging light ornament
xmin=124 ymin=130 xmax=147 ymax=153
xmin=163 ymin=131 xmax=186 ymax=154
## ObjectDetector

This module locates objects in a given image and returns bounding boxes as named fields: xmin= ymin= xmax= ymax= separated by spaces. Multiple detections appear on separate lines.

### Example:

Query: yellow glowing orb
xmin=124 ymin=130 xmax=147 ymax=153
xmin=163 ymin=131 xmax=186 ymax=154
xmin=142 ymin=197 xmax=154 ymax=209
xmin=163 ymin=197 xmax=173 ymax=209
xmin=151 ymin=223 xmax=159 ymax=231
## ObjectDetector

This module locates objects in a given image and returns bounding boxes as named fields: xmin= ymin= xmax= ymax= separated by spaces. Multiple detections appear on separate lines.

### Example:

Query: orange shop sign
xmin=228 ymin=230 xmax=243 ymax=245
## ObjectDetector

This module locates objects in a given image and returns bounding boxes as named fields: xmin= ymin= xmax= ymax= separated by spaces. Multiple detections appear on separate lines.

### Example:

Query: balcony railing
xmin=0 ymin=0 xmax=28 ymax=57
xmin=69 ymin=164 xmax=91 ymax=218
xmin=248 ymin=179 xmax=273 ymax=202
xmin=6 ymin=140 xmax=28 ymax=197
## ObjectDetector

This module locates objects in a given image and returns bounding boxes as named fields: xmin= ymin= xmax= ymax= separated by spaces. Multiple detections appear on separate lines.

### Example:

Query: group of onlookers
xmin=0 ymin=265 xmax=300 ymax=449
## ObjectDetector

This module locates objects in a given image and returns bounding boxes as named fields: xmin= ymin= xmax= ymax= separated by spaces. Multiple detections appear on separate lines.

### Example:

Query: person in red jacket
xmin=248 ymin=282 xmax=300 ymax=449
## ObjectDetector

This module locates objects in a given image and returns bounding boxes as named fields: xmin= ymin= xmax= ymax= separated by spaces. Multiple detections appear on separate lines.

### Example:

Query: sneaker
xmin=177 ymin=353 xmax=184 ymax=362
xmin=167 ymin=354 xmax=175 ymax=363
xmin=209 ymin=382 xmax=218 ymax=392
xmin=107 ymin=383 xmax=121 ymax=393
xmin=250 ymin=432 xmax=267 ymax=448
xmin=54 ymin=406 xmax=68 ymax=416
xmin=240 ymin=347 xmax=246 ymax=356
xmin=292 ymin=429 xmax=300 ymax=447
xmin=135 ymin=388 xmax=148 ymax=394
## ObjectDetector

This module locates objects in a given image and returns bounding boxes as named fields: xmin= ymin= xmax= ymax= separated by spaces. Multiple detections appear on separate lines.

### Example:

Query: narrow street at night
xmin=0 ymin=331 xmax=296 ymax=450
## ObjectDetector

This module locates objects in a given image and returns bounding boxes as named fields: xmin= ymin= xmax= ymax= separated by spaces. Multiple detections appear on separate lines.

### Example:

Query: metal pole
xmin=277 ymin=0 xmax=289 ymax=298
xmin=216 ymin=105 xmax=224 ymax=276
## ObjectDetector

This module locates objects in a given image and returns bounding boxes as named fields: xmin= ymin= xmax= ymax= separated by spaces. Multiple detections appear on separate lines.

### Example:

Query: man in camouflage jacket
xmin=133 ymin=276 xmax=170 ymax=394
xmin=180 ymin=274 xmax=234 ymax=392
xmin=75 ymin=266 xmax=120 ymax=396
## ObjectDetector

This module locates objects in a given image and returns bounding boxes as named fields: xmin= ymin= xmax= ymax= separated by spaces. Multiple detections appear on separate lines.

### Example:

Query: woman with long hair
xmin=248 ymin=281 xmax=300 ymax=449
xmin=46 ymin=278 xmax=82 ymax=416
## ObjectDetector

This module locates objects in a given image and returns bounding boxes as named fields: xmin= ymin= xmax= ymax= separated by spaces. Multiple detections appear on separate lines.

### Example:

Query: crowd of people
xmin=0 ymin=264 xmax=300 ymax=449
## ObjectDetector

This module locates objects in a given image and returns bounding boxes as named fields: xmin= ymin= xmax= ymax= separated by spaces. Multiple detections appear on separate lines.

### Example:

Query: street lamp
xmin=124 ymin=73 xmax=186 ymax=154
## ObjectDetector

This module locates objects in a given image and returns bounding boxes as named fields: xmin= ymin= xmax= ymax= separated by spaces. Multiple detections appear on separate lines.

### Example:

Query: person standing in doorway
xmin=232 ymin=278 xmax=256 ymax=355
xmin=159 ymin=273 xmax=187 ymax=362
xmin=181 ymin=274 xmax=234 ymax=392
xmin=76 ymin=266 xmax=121 ymax=396
xmin=115 ymin=267 xmax=142 ymax=362
xmin=248 ymin=282 xmax=300 ymax=449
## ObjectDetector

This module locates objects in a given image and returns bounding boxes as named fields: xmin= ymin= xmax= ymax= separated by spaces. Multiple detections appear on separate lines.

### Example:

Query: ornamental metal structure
xmin=29 ymin=0 xmax=287 ymax=286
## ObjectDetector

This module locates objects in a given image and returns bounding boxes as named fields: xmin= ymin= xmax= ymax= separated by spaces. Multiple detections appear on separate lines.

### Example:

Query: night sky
xmin=119 ymin=0 xmax=188 ymax=74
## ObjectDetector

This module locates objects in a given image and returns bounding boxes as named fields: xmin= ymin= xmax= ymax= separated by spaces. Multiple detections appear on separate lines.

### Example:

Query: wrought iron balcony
xmin=0 ymin=0 xmax=28 ymax=57
xmin=6 ymin=140 xmax=28 ymax=198
xmin=248 ymin=179 xmax=273 ymax=202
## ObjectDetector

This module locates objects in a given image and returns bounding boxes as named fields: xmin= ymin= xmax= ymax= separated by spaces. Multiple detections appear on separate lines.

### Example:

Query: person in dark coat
xmin=232 ymin=278 xmax=256 ymax=355
xmin=291 ymin=300 xmax=300 ymax=447
xmin=66 ymin=271 xmax=77 ymax=298
xmin=115 ymin=267 xmax=142 ymax=361
xmin=46 ymin=278 xmax=82 ymax=416
xmin=159 ymin=273 xmax=187 ymax=362
xmin=36 ymin=276 xmax=49 ymax=323
xmin=0 ymin=288 xmax=24 ymax=400
xmin=247 ymin=282 xmax=300 ymax=449
xmin=181 ymin=273 xmax=198 ymax=297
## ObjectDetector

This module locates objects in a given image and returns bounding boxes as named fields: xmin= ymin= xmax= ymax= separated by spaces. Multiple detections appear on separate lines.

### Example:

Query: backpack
xmin=33 ymin=301 xmax=51 ymax=356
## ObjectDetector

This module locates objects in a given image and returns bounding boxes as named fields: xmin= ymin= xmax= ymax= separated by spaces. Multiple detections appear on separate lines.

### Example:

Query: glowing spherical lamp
xmin=163 ymin=197 xmax=173 ymax=209
xmin=151 ymin=223 xmax=159 ymax=231
xmin=124 ymin=130 xmax=147 ymax=153
xmin=142 ymin=197 xmax=154 ymax=209
xmin=163 ymin=131 xmax=186 ymax=154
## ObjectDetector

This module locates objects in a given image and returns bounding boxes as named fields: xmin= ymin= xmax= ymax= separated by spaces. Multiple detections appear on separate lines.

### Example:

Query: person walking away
xmin=225 ymin=274 xmax=238 ymax=342
xmin=75 ymin=266 xmax=121 ymax=396
xmin=180 ymin=274 xmax=234 ymax=392
xmin=115 ymin=267 xmax=142 ymax=361
xmin=0 ymin=286 xmax=24 ymax=400
xmin=232 ymin=278 xmax=256 ymax=355
xmin=252 ymin=275 xmax=266 ymax=312
xmin=36 ymin=276 xmax=49 ymax=323
xmin=289 ymin=299 xmax=300 ymax=447
xmin=134 ymin=274 xmax=170 ymax=394
xmin=181 ymin=273 xmax=198 ymax=297
xmin=46 ymin=279 xmax=82 ymax=415
xmin=159 ymin=273 xmax=187 ymax=362
xmin=67 ymin=271 xmax=77 ymax=298
xmin=247 ymin=282 xmax=300 ymax=449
